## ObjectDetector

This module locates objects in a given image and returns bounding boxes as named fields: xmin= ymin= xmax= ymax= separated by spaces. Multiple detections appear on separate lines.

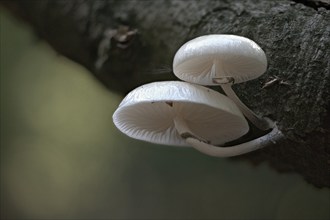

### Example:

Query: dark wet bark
xmin=2 ymin=0 xmax=329 ymax=187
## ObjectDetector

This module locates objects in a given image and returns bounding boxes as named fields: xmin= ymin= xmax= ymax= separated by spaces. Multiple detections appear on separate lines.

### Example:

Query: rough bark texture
xmin=2 ymin=0 xmax=329 ymax=187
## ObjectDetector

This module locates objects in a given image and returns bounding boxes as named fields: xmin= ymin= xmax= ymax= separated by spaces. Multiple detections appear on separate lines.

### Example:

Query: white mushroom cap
xmin=173 ymin=34 xmax=267 ymax=85
xmin=112 ymin=81 xmax=249 ymax=146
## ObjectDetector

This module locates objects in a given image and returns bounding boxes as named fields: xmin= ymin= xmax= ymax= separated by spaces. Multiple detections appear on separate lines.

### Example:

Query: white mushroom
xmin=112 ymin=81 xmax=282 ymax=157
xmin=173 ymin=34 xmax=272 ymax=130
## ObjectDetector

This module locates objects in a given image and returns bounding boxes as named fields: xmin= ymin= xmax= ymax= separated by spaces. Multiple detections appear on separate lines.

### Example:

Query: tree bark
xmin=2 ymin=0 xmax=330 ymax=187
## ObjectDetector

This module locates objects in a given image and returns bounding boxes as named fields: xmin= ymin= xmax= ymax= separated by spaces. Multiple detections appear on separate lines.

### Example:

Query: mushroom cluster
xmin=113 ymin=34 xmax=283 ymax=157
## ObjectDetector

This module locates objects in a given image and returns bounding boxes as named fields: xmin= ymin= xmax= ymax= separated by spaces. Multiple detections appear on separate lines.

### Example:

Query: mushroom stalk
xmin=217 ymin=81 xmax=274 ymax=131
xmin=173 ymin=116 xmax=208 ymax=143
xmin=186 ymin=125 xmax=283 ymax=157
xmin=173 ymin=114 xmax=283 ymax=157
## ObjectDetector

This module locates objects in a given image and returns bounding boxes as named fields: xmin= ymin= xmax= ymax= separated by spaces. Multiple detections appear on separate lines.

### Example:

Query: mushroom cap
xmin=173 ymin=34 xmax=267 ymax=85
xmin=112 ymin=81 xmax=249 ymax=146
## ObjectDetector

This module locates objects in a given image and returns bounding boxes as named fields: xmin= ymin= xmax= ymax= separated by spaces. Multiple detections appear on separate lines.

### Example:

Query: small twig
xmin=262 ymin=76 xmax=291 ymax=89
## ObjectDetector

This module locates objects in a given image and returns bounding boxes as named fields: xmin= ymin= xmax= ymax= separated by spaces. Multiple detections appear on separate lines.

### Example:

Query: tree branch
xmin=2 ymin=0 xmax=329 ymax=187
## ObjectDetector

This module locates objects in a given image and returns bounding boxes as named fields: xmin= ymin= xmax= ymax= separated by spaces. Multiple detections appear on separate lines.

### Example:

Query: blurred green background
xmin=1 ymin=7 xmax=329 ymax=220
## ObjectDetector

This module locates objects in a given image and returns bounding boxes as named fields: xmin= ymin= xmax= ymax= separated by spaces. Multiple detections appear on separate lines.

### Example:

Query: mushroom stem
xmin=186 ymin=125 xmax=283 ymax=157
xmin=173 ymin=116 xmax=208 ymax=143
xmin=216 ymin=81 xmax=274 ymax=131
